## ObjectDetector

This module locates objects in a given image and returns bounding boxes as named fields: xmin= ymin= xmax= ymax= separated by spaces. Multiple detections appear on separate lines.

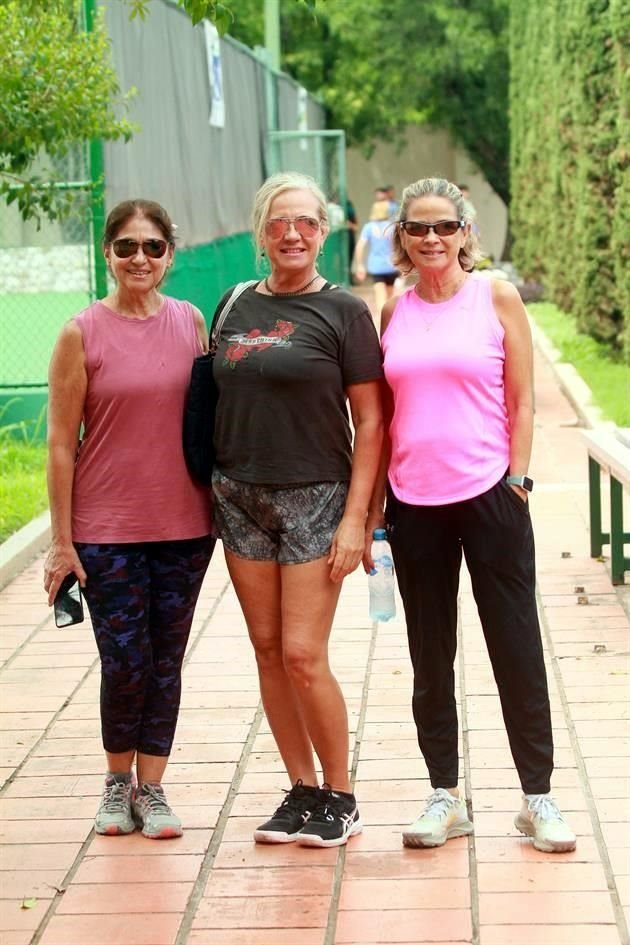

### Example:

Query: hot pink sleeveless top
xmin=71 ymin=298 xmax=212 ymax=542
xmin=382 ymin=274 xmax=510 ymax=505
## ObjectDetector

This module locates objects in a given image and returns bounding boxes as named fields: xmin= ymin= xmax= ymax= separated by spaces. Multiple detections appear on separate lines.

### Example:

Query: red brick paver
xmin=0 ymin=328 xmax=628 ymax=945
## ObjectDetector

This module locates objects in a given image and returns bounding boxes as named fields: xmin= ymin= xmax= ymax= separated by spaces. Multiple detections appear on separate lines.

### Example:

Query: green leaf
xmin=214 ymin=6 xmax=233 ymax=34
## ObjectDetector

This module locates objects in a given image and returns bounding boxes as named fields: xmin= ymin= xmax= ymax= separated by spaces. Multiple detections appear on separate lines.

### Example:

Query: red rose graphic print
xmin=223 ymin=320 xmax=296 ymax=369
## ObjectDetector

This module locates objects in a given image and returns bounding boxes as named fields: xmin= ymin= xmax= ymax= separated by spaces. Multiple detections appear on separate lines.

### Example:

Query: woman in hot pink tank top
xmin=43 ymin=200 xmax=214 ymax=840
xmin=364 ymin=178 xmax=575 ymax=854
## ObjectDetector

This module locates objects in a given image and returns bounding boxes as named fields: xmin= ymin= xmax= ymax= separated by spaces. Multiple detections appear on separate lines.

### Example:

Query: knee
xmin=283 ymin=644 xmax=322 ymax=690
xmin=253 ymin=637 xmax=284 ymax=673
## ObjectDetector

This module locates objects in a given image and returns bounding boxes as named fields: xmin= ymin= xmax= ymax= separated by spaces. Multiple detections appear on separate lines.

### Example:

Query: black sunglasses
xmin=111 ymin=238 xmax=169 ymax=259
xmin=399 ymin=220 xmax=464 ymax=237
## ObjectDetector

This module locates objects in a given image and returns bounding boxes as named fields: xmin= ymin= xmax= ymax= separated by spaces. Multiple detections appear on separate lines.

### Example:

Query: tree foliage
xmin=228 ymin=0 xmax=510 ymax=203
xmin=127 ymin=0 xmax=241 ymax=32
xmin=609 ymin=0 xmax=629 ymax=358
xmin=0 ymin=0 xmax=135 ymax=224
xmin=126 ymin=0 xmax=315 ymax=33
xmin=510 ymin=0 xmax=627 ymax=355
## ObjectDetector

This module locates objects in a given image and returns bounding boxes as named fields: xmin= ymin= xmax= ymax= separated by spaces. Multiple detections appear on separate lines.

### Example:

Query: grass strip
xmin=528 ymin=302 xmax=630 ymax=428
xmin=0 ymin=438 xmax=48 ymax=542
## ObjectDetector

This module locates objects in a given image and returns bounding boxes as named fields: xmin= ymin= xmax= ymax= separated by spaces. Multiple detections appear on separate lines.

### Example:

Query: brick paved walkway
xmin=0 ymin=334 xmax=628 ymax=945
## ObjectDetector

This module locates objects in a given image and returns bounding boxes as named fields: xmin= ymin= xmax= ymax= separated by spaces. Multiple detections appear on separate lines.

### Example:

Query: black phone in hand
xmin=54 ymin=574 xmax=84 ymax=628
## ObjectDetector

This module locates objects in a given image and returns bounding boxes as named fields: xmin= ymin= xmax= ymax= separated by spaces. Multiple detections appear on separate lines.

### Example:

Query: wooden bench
xmin=584 ymin=429 xmax=630 ymax=584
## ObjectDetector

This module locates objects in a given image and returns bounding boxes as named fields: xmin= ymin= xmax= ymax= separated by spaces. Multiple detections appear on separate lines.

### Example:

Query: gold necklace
xmin=264 ymin=274 xmax=319 ymax=297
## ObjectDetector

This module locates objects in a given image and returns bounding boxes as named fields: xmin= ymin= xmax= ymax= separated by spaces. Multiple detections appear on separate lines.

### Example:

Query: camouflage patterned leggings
xmin=75 ymin=536 xmax=214 ymax=756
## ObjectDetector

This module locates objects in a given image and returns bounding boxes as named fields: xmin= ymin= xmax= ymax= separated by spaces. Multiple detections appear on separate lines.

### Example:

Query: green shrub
xmin=510 ymin=0 xmax=626 ymax=354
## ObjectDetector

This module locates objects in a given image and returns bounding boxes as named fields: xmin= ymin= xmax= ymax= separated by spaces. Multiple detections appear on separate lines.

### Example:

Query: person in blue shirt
xmin=353 ymin=199 xmax=400 ymax=313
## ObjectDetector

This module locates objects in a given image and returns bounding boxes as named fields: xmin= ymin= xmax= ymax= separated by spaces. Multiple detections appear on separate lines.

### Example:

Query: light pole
xmin=264 ymin=0 xmax=281 ymax=71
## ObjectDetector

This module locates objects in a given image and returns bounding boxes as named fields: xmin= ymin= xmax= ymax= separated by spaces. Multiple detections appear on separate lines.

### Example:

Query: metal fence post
xmin=588 ymin=455 xmax=603 ymax=557
xmin=83 ymin=0 xmax=108 ymax=301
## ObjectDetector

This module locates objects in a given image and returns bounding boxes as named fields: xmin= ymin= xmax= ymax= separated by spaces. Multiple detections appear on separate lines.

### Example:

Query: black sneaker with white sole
xmin=253 ymin=780 xmax=320 ymax=844
xmin=296 ymin=784 xmax=362 ymax=847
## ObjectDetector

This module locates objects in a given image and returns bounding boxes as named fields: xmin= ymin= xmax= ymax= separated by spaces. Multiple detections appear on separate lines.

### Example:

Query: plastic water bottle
xmin=368 ymin=527 xmax=396 ymax=621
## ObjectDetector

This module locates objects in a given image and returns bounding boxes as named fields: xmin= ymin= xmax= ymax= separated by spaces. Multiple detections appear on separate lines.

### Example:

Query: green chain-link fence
xmin=0 ymin=148 xmax=95 ymax=436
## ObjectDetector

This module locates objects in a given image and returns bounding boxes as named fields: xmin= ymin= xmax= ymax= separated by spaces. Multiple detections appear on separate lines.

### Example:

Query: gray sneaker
xmin=132 ymin=783 xmax=183 ymax=839
xmin=94 ymin=774 xmax=135 ymax=836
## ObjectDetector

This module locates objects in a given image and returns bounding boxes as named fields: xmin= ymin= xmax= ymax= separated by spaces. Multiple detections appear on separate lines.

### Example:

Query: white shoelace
xmin=527 ymin=794 xmax=564 ymax=822
xmin=423 ymin=789 xmax=459 ymax=820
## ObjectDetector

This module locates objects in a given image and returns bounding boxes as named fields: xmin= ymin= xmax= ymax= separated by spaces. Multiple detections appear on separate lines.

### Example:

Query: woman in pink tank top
xmin=364 ymin=178 xmax=575 ymax=854
xmin=43 ymin=200 xmax=214 ymax=839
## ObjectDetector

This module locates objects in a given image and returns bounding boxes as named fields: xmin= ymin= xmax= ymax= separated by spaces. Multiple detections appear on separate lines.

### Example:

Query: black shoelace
xmin=273 ymin=780 xmax=312 ymax=817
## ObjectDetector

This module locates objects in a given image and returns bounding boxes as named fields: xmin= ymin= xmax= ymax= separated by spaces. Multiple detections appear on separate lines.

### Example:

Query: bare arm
xmin=328 ymin=379 xmax=384 ymax=583
xmin=192 ymin=304 xmax=209 ymax=353
xmin=362 ymin=296 xmax=397 ymax=571
xmin=353 ymin=235 xmax=368 ymax=283
xmin=492 ymin=279 xmax=534 ymax=501
xmin=43 ymin=321 xmax=88 ymax=604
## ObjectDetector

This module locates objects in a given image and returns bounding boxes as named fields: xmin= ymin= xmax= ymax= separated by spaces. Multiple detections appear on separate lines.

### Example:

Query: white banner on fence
xmin=204 ymin=22 xmax=225 ymax=128
xmin=297 ymin=86 xmax=308 ymax=150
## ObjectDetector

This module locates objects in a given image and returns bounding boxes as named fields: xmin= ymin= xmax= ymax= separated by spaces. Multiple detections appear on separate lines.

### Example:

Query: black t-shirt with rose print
xmin=212 ymin=283 xmax=383 ymax=485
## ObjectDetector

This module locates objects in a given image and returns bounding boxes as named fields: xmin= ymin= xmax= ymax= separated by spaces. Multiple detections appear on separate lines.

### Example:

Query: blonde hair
xmin=369 ymin=199 xmax=391 ymax=221
xmin=251 ymin=172 xmax=329 ymax=262
xmin=391 ymin=177 xmax=482 ymax=274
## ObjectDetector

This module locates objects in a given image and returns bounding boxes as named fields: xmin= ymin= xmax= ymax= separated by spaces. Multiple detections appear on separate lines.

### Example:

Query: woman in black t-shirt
xmin=211 ymin=172 xmax=383 ymax=848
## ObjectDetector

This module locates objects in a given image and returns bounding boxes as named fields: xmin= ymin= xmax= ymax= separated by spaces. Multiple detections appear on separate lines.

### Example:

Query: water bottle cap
xmin=373 ymin=528 xmax=387 ymax=540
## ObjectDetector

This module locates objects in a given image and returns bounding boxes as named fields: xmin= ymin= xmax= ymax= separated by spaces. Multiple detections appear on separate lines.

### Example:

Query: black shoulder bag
xmin=182 ymin=280 xmax=256 ymax=484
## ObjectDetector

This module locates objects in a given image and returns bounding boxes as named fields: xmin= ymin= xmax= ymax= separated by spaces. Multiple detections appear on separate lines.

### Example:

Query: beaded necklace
xmin=263 ymin=274 xmax=320 ymax=297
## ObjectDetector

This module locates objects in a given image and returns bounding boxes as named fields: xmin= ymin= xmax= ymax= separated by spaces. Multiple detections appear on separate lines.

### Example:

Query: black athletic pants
xmin=386 ymin=475 xmax=554 ymax=795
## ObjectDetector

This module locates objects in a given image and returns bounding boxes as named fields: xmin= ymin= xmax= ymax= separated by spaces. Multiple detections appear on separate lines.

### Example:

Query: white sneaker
xmin=514 ymin=794 xmax=577 ymax=853
xmin=402 ymin=788 xmax=473 ymax=848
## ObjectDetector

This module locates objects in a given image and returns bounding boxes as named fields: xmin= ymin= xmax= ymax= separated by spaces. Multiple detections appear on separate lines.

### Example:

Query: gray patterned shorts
xmin=212 ymin=471 xmax=349 ymax=564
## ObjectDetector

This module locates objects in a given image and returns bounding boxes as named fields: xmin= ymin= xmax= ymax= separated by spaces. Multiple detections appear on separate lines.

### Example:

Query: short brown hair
xmin=103 ymin=199 xmax=176 ymax=247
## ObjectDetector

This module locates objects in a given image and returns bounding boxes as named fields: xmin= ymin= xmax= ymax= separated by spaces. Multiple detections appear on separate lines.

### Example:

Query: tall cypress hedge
xmin=510 ymin=0 xmax=628 ymax=359
xmin=611 ymin=0 xmax=629 ymax=358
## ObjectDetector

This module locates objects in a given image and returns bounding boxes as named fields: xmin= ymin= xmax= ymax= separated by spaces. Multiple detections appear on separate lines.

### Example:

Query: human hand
xmin=328 ymin=517 xmax=365 ymax=583
xmin=354 ymin=265 xmax=366 ymax=283
xmin=44 ymin=541 xmax=87 ymax=606
xmin=509 ymin=483 xmax=528 ymax=502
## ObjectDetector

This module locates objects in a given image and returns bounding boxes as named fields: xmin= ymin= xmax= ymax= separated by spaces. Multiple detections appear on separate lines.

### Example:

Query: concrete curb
xmin=0 ymin=510 xmax=50 ymax=591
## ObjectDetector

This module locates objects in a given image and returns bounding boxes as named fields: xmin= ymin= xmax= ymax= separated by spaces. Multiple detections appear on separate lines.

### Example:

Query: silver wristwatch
xmin=506 ymin=475 xmax=534 ymax=492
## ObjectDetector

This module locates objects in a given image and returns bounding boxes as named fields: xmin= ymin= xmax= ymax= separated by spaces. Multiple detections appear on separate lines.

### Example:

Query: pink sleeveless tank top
xmin=382 ymin=274 xmax=510 ymax=505
xmin=71 ymin=297 xmax=212 ymax=542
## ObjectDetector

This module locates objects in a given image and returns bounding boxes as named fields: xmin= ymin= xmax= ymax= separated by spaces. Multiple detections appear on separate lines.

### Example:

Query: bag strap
xmin=210 ymin=280 xmax=257 ymax=353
